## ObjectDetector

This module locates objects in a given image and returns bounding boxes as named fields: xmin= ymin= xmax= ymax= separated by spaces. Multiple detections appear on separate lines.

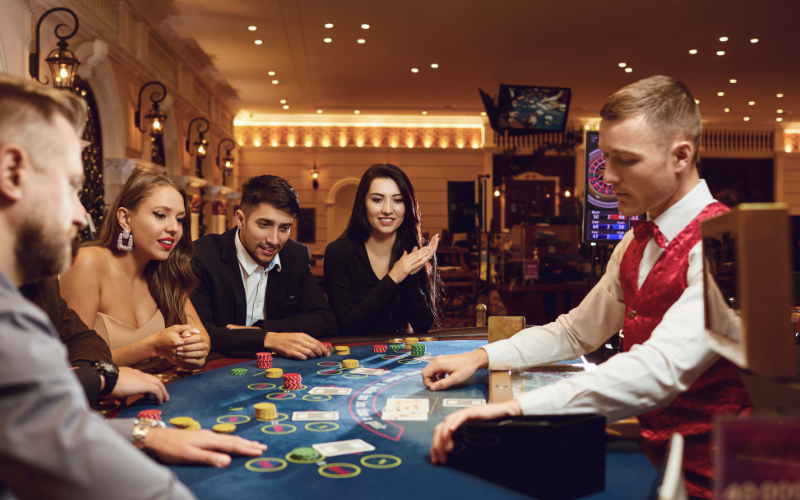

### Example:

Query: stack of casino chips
xmin=137 ymin=409 xmax=162 ymax=422
xmin=334 ymin=345 xmax=350 ymax=356
xmin=373 ymin=344 xmax=387 ymax=353
xmin=265 ymin=367 xmax=283 ymax=378
xmin=283 ymin=373 xmax=302 ymax=390
xmin=404 ymin=337 xmax=419 ymax=345
xmin=342 ymin=359 xmax=359 ymax=369
xmin=389 ymin=344 xmax=402 ymax=351
xmin=230 ymin=368 xmax=247 ymax=376
xmin=411 ymin=343 xmax=426 ymax=356
xmin=212 ymin=423 xmax=236 ymax=434
xmin=169 ymin=417 xmax=201 ymax=430
xmin=290 ymin=447 xmax=321 ymax=461
xmin=254 ymin=402 xmax=278 ymax=420
xmin=322 ymin=342 xmax=333 ymax=354
xmin=256 ymin=352 xmax=273 ymax=369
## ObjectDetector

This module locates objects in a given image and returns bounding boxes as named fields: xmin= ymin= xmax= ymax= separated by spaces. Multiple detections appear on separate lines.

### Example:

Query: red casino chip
xmin=373 ymin=344 xmax=387 ymax=353
xmin=256 ymin=352 xmax=273 ymax=360
xmin=137 ymin=409 xmax=162 ymax=421
xmin=257 ymin=361 xmax=273 ymax=369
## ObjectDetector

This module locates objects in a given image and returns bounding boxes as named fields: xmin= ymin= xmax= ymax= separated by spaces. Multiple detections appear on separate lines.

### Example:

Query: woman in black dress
xmin=324 ymin=163 xmax=442 ymax=336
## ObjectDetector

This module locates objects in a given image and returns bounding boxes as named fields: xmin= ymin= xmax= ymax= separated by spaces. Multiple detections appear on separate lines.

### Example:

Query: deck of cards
xmin=381 ymin=397 xmax=430 ymax=421
xmin=348 ymin=367 xmax=389 ymax=376
xmin=309 ymin=387 xmax=352 ymax=396
xmin=312 ymin=439 xmax=375 ymax=457
xmin=292 ymin=411 xmax=339 ymax=421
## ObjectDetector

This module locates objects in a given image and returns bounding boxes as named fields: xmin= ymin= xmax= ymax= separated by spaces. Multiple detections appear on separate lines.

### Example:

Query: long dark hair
xmin=92 ymin=169 xmax=197 ymax=327
xmin=342 ymin=163 xmax=443 ymax=331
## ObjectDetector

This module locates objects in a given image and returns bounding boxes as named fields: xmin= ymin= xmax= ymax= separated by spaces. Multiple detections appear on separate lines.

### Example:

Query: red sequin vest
xmin=620 ymin=202 xmax=752 ymax=499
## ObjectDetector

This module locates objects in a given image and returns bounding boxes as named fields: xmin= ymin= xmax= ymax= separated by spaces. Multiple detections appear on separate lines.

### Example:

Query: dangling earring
xmin=117 ymin=228 xmax=134 ymax=252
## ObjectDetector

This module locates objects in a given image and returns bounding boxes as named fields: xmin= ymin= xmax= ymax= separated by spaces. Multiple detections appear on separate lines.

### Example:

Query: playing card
xmin=292 ymin=411 xmax=339 ymax=421
xmin=443 ymin=398 xmax=486 ymax=407
xmin=381 ymin=411 xmax=428 ymax=421
xmin=309 ymin=387 xmax=352 ymax=396
xmin=384 ymin=397 xmax=429 ymax=415
xmin=349 ymin=368 xmax=389 ymax=376
xmin=312 ymin=439 xmax=375 ymax=457
xmin=416 ymin=355 xmax=436 ymax=362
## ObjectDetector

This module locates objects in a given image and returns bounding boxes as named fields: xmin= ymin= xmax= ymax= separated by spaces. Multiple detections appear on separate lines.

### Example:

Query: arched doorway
xmin=74 ymin=76 xmax=105 ymax=240
xmin=326 ymin=177 xmax=360 ymax=243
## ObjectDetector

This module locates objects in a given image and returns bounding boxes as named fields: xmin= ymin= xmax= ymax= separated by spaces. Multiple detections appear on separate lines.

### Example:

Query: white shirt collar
xmin=234 ymin=228 xmax=281 ymax=277
xmin=650 ymin=179 xmax=715 ymax=243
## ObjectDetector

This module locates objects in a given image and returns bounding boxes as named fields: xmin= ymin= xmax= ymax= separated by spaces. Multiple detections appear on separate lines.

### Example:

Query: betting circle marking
xmin=398 ymin=359 xmax=421 ymax=365
xmin=317 ymin=361 xmax=342 ymax=367
xmin=318 ymin=463 xmax=361 ymax=479
xmin=261 ymin=423 xmax=297 ymax=435
xmin=305 ymin=421 xmax=340 ymax=432
xmin=247 ymin=383 xmax=276 ymax=391
xmin=256 ymin=412 xmax=288 ymax=423
xmin=266 ymin=392 xmax=296 ymax=400
xmin=464 ymin=434 xmax=501 ymax=446
xmin=303 ymin=394 xmax=332 ymax=402
xmin=245 ymin=457 xmax=287 ymax=472
xmin=360 ymin=454 xmax=402 ymax=469
xmin=216 ymin=414 xmax=251 ymax=424
xmin=381 ymin=355 xmax=403 ymax=360
xmin=342 ymin=373 xmax=368 ymax=379
xmin=285 ymin=451 xmax=327 ymax=464
xmin=278 ymin=384 xmax=307 ymax=391
xmin=451 ymin=442 xmax=466 ymax=453
xmin=318 ymin=369 xmax=343 ymax=376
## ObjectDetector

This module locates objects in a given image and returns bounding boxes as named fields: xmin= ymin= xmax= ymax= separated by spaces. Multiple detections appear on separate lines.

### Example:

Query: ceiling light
xmin=718 ymin=92 xmax=725 ymax=96
xmin=324 ymin=38 xmax=332 ymax=43
xmin=411 ymin=68 xmax=419 ymax=73
xmin=724 ymin=108 xmax=731 ymax=112
xmin=272 ymin=80 xmax=278 ymax=84
xmin=777 ymin=93 xmax=784 ymax=98
xmin=282 ymin=105 xmax=289 ymax=109
xmin=431 ymin=63 xmax=439 ymax=68
xmin=625 ymin=68 xmax=632 ymax=73
xmin=422 ymin=111 xmax=427 ymax=115
xmin=325 ymin=23 xmax=333 ymax=28
xmin=268 ymin=71 xmax=275 ymax=76
xmin=777 ymin=117 xmax=783 ymax=122
xmin=717 ymin=51 xmax=725 ymax=56
xmin=695 ymin=99 xmax=700 ymax=104
xmin=719 ymin=36 xmax=728 ymax=42
xmin=689 ymin=49 xmax=697 ymax=54
xmin=749 ymin=101 xmax=755 ymax=105
xmin=730 ymin=79 xmax=737 ymax=83
xmin=357 ymin=39 xmax=365 ymax=44
xmin=361 ymin=24 xmax=370 ymax=29
xmin=254 ymin=40 xmax=263 ymax=45
xmin=354 ymin=110 xmax=360 ymax=114
xmin=248 ymin=26 xmax=257 ymax=31
xmin=743 ymin=117 xmax=750 ymax=121
xmin=750 ymin=38 xmax=759 ymax=43
xmin=480 ymin=112 xmax=486 ymax=116
xmin=317 ymin=110 xmax=322 ymax=114
xmin=618 ymin=62 xmax=626 ymax=67
xmin=280 ymin=99 xmax=286 ymax=104
xmin=778 ymin=109 xmax=784 ymax=114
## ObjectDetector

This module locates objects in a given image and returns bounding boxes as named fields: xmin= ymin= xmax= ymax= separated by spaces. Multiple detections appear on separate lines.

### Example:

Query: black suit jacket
xmin=191 ymin=227 xmax=338 ymax=357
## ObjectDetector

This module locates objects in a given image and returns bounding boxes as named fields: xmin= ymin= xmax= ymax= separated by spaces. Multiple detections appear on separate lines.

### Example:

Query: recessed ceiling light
xmin=749 ymin=101 xmax=755 ymax=105
xmin=431 ymin=63 xmax=439 ymax=68
xmin=695 ymin=99 xmax=700 ymax=104
xmin=317 ymin=110 xmax=323 ymax=114
xmin=724 ymin=108 xmax=731 ymax=112
xmin=777 ymin=93 xmax=784 ymax=98
xmin=354 ymin=110 xmax=360 ymax=114
xmin=719 ymin=36 xmax=728 ymax=42
xmin=325 ymin=23 xmax=333 ymax=28
xmin=248 ymin=26 xmax=257 ymax=31
xmin=357 ymin=39 xmax=365 ymax=44
xmin=268 ymin=71 xmax=275 ymax=76
xmin=689 ymin=49 xmax=698 ymax=54
xmin=282 ymin=105 xmax=289 ymax=109
xmin=625 ymin=68 xmax=632 ymax=73
xmin=778 ymin=109 xmax=784 ymax=114
xmin=422 ymin=111 xmax=427 ymax=115
xmin=743 ymin=117 xmax=750 ymax=121
xmin=777 ymin=117 xmax=783 ymax=122
xmin=272 ymin=80 xmax=278 ymax=84
xmin=361 ymin=24 xmax=370 ymax=29
xmin=254 ymin=40 xmax=263 ymax=45
xmin=750 ymin=38 xmax=759 ymax=43
xmin=480 ymin=111 xmax=487 ymax=116
xmin=730 ymin=79 xmax=737 ymax=83
xmin=324 ymin=38 xmax=332 ymax=43
xmin=280 ymin=99 xmax=286 ymax=104
xmin=618 ymin=62 xmax=626 ymax=67
xmin=718 ymin=92 xmax=725 ymax=96
xmin=717 ymin=51 xmax=725 ymax=56
xmin=411 ymin=68 xmax=419 ymax=73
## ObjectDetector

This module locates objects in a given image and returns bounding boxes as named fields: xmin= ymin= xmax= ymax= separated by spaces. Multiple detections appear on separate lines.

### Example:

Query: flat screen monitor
xmin=582 ymin=130 xmax=645 ymax=243
xmin=496 ymin=84 xmax=571 ymax=133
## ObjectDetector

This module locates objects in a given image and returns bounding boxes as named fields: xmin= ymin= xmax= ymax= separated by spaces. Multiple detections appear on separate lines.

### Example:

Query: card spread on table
xmin=308 ymin=387 xmax=352 ymax=396
xmin=382 ymin=397 xmax=429 ymax=421
xmin=443 ymin=398 xmax=486 ymax=407
xmin=292 ymin=411 xmax=339 ymax=421
xmin=349 ymin=367 xmax=389 ymax=376
xmin=312 ymin=439 xmax=375 ymax=457
xmin=381 ymin=411 xmax=428 ymax=421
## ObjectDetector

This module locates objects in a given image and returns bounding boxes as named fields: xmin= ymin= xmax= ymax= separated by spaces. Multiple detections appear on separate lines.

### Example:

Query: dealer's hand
xmin=422 ymin=349 xmax=489 ymax=391
xmin=430 ymin=399 xmax=522 ymax=465
xmin=264 ymin=331 xmax=329 ymax=360
xmin=105 ymin=367 xmax=169 ymax=404
xmin=145 ymin=428 xmax=266 ymax=468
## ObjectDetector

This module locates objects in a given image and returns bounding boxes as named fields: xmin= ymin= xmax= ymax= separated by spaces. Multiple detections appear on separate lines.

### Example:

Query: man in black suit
xmin=191 ymin=175 xmax=337 ymax=359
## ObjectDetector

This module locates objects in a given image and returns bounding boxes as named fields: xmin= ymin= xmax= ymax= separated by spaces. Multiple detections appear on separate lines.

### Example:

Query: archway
xmin=326 ymin=177 xmax=360 ymax=243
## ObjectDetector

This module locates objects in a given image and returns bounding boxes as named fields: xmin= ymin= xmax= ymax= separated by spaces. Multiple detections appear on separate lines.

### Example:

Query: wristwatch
xmin=132 ymin=418 xmax=167 ymax=451
xmin=92 ymin=360 xmax=119 ymax=397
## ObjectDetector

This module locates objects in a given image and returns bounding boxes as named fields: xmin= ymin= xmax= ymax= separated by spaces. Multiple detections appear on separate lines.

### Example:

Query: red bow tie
xmin=633 ymin=221 xmax=667 ymax=249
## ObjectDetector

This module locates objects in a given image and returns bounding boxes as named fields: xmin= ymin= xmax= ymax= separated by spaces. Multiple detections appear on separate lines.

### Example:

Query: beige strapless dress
xmin=93 ymin=310 xmax=165 ymax=350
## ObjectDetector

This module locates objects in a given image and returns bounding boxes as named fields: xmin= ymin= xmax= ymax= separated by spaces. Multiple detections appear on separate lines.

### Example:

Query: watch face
xmin=97 ymin=360 xmax=118 ymax=375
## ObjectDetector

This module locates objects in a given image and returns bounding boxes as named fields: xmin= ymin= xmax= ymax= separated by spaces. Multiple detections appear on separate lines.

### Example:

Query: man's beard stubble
xmin=15 ymin=218 xmax=72 ymax=283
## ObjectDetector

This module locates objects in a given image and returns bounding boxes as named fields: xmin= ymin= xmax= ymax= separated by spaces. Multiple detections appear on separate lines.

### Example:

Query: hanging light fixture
xmin=135 ymin=81 xmax=168 ymax=165
xmin=216 ymin=138 xmax=236 ymax=186
xmin=310 ymin=164 xmax=319 ymax=189
xmin=186 ymin=117 xmax=209 ymax=178
xmin=29 ymin=8 xmax=81 ymax=89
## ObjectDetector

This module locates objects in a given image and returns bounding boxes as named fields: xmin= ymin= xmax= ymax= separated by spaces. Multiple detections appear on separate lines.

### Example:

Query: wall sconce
xmin=135 ymin=81 xmax=167 ymax=165
xmin=29 ymin=8 xmax=80 ymax=89
xmin=186 ymin=117 xmax=209 ymax=178
xmin=310 ymin=164 xmax=319 ymax=190
xmin=217 ymin=138 xmax=235 ymax=187
xmin=494 ymin=187 xmax=501 ymax=197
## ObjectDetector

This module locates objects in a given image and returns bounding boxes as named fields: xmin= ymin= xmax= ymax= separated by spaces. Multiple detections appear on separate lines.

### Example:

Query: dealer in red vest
xmin=423 ymin=75 xmax=752 ymax=500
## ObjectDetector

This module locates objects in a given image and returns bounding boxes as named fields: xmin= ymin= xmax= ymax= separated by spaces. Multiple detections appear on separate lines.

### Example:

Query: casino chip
xmin=230 ymin=368 xmax=248 ymax=376
xmin=342 ymin=359 xmax=359 ymax=369
xmin=404 ymin=337 xmax=419 ymax=345
xmin=322 ymin=342 xmax=333 ymax=354
xmin=290 ymin=447 xmax=321 ymax=461
xmin=411 ymin=344 xmax=426 ymax=356
xmin=373 ymin=344 xmax=387 ymax=353
xmin=256 ymin=352 xmax=273 ymax=369
xmin=334 ymin=346 xmax=350 ymax=355
xmin=389 ymin=345 xmax=402 ymax=351
xmin=137 ymin=409 xmax=162 ymax=421
xmin=169 ymin=417 xmax=194 ymax=428
xmin=186 ymin=419 xmax=202 ymax=430
xmin=265 ymin=368 xmax=283 ymax=378
xmin=254 ymin=402 xmax=278 ymax=420
xmin=283 ymin=373 xmax=302 ymax=390
xmin=212 ymin=423 xmax=237 ymax=434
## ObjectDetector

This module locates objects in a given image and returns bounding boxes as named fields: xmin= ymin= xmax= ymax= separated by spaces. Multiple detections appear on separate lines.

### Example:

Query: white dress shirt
xmin=483 ymin=180 xmax=722 ymax=422
xmin=234 ymin=229 xmax=281 ymax=327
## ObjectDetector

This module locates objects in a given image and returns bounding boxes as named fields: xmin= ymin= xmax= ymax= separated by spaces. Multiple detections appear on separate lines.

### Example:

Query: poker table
xmin=118 ymin=333 xmax=656 ymax=499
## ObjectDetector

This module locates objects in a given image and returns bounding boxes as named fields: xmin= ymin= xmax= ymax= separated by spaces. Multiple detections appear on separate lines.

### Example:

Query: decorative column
xmin=170 ymin=175 xmax=208 ymax=240
xmin=204 ymin=185 xmax=233 ymax=235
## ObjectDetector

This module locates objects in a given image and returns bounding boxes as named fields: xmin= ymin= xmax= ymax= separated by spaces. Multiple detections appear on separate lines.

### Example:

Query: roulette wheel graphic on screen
xmin=586 ymin=149 xmax=619 ymax=209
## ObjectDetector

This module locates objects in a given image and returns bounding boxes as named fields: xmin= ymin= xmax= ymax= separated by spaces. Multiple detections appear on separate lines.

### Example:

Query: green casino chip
xmin=389 ymin=345 xmax=402 ymax=351
xmin=290 ymin=447 xmax=320 ymax=461
xmin=230 ymin=368 xmax=248 ymax=375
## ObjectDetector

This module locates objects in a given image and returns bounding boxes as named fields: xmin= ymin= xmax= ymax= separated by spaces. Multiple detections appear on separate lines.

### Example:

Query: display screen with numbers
xmin=582 ymin=130 xmax=646 ymax=243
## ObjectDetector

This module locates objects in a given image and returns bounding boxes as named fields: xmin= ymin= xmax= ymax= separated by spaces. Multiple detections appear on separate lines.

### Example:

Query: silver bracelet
xmin=132 ymin=418 xmax=167 ymax=451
